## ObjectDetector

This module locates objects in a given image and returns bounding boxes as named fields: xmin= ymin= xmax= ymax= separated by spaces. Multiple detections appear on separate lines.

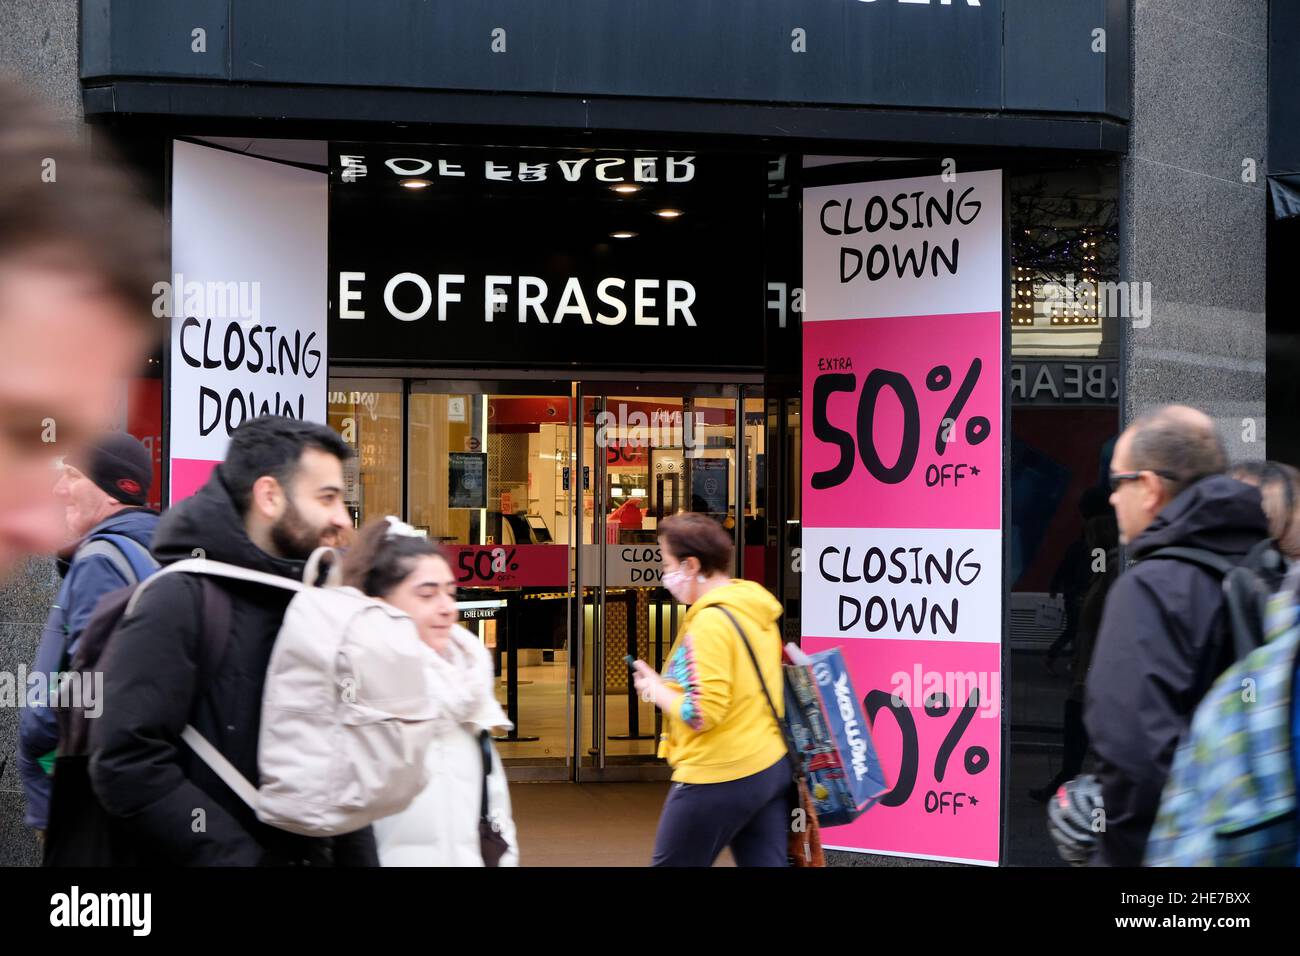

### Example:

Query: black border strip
xmin=83 ymin=82 xmax=1129 ymax=155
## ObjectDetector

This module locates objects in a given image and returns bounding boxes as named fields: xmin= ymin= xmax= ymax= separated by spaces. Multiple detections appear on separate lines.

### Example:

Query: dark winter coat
xmin=87 ymin=468 xmax=377 ymax=866
xmin=1084 ymin=475 xmax=1269 ymax=866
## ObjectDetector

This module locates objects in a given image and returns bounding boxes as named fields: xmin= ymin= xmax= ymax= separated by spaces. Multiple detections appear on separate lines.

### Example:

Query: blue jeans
xmin=651 ymin=756 xmax=794 ymax=867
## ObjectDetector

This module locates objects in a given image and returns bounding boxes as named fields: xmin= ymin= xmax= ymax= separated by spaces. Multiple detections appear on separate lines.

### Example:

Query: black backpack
xmin=42 ymin=578 xmax=231 ymax=867
xmin=1143 ymin=538 xmax=1287 ymax=663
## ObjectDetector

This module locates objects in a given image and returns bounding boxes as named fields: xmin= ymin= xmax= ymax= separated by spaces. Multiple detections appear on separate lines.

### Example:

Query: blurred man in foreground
xmin=0 ymin=77 xmax=164 ymax=578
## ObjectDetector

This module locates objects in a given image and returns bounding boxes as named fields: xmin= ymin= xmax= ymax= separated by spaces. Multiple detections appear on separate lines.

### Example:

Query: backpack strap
xmin=713 ymin=605 xmax=804 ymax=784
xmin=73 ymin=541 xmax=134 ymax=585
xmin=182 ymin=574 xmax=261 ymax=814
xmin=94 ymin=533 xmax=160 ymax=580
xmin=179 ymin=725 xmax=259 ymax=810
xmin=1143 ymin=546 xmax=1263 ymax=662
xmin=58 ymin=536 xmax=159 ymax=675
xmin=124 ymin=557 xmax=304 ymax=617
xmin=198 ymin=577 xmax=233 ymax=691
xmin=76 ymin=534 xmax=158 ymax=587
xmin=479 ymin=729 xmax=493 ymax=825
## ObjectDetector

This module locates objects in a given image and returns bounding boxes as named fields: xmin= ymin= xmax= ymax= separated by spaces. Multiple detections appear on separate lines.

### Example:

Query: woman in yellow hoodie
xmin=631 ymin=512 xmax=793 ymax=866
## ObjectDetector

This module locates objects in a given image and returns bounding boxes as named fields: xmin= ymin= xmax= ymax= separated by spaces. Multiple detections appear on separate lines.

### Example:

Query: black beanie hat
xmin=72 ymin=432 xmax=153 ymax=507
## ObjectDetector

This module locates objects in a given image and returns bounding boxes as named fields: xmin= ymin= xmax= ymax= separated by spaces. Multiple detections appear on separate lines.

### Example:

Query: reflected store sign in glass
xmin=1011 ymin=360 xmax=1118 ymax=405
xmin=327 ymin=145 xmax=766 ymax=370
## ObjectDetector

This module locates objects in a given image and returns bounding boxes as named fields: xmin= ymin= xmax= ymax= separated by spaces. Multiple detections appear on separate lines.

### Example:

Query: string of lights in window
xmin=1009 ymin=196 xmax=1119 ymax=329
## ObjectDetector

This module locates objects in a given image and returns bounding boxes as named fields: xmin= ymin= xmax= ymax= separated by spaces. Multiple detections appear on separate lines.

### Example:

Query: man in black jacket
xmin=1084 ymin=405 xmax=1269 ymax=866
xmin=88 ymin=416 xmax=371 ymax=865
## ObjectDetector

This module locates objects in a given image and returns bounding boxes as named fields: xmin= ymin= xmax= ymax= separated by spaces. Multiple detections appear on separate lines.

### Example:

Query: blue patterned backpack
xmin=1145 ymin=565 xmax=1300 ymax=866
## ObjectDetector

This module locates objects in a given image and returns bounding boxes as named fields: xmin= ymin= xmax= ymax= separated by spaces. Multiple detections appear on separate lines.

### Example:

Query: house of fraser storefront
xmin=83 ymin=0 xmax=1129 ymax=864
xmin=162 ymin=137 xmax=1121 ymax=866
xmin=318 ymin=145 xmax=785 ymax=780
xmin=323 ymin=145 xmax=786 ymax=781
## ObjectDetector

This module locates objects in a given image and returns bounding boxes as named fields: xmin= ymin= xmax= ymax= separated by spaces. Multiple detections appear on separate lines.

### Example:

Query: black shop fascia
xmin=328 ymin=144 xmax=768 ymax=372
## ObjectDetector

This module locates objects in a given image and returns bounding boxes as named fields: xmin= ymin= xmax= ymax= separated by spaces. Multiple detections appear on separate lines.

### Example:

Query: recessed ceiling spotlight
xmin=653 ymin=208 xmax=683 ymax=218
xmin=610 ymin=231 xmax=638 ymax=239
xmin=401 ymin=179 xmax=431 ymax=189
xmin=613 ymin=184 xmax=641 ymax=194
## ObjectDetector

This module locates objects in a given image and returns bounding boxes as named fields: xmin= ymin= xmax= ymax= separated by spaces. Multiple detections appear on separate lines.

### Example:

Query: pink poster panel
xmin=801 ymin=311 xmax=1003 ymax=864
xmin=805 ymin=635 xmax=1002 ymax=865
xmin=802 ymin=311 xmax=1001 ymax=531
xmin=170 ymin=457 xmax=220 ymax=504
xmin=445 ymin=544 xmax=569 ymax=589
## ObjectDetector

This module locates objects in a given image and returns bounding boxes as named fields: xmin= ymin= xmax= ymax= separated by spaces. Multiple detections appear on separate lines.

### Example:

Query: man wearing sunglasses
xmin=1083 ymin=405 xmax=1270 ymax=866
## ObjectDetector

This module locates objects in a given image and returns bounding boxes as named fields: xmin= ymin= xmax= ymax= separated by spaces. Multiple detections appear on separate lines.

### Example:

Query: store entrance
xmin=576 ymin=382 xmax=750 ymax=779
xmin=327 ymin=375 xmax=767 ymax=781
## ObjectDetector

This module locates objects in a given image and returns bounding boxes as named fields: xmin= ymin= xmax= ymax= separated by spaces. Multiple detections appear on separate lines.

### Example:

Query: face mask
xmin=661 ymin=568 xmax=695 ymax=604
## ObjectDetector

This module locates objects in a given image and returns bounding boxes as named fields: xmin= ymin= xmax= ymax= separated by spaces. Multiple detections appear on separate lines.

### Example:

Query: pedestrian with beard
xmin=87 ymin=416 xmax=368 ymax=865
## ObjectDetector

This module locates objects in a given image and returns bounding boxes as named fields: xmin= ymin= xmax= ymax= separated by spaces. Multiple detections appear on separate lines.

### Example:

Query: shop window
xmin=327 ymin=379 xmax=403 ymax=528
xmin=1009 ymin=165 xmax=1120 ymax=361
xmin=1006 ymin=163 xmax=1121 ymax=865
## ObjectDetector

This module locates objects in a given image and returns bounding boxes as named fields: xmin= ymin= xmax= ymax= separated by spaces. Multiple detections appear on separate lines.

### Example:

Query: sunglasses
xmin=1108 ymin=469 xmax=1182 ymax=492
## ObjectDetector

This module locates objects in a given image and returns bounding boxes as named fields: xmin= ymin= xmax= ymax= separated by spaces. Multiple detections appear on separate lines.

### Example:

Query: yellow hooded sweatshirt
xmin=657 ymin=579 xmax=789 ymax=784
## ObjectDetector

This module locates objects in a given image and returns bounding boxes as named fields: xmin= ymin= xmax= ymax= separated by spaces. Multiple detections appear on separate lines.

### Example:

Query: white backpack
xmin=124 ymin=548 xmax=439 ymax=837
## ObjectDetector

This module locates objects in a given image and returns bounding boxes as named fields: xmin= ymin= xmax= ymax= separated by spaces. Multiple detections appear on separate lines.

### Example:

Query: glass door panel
xmin=326 ymin=378 xmax=404 ymax=529
xmin=577 ymin=383 xmax=741 ymax=776
xmin=408 ymin=381 xmax=574 ymax=770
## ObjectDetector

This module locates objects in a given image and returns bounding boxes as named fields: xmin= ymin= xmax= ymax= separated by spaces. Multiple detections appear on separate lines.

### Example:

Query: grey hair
xmin=1128 ymin=406 xmax=1228 ymax=497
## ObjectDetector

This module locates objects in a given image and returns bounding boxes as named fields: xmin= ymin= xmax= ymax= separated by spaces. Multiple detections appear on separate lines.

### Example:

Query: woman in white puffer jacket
xmin=340 ymin=517 xmax=519 ymax=867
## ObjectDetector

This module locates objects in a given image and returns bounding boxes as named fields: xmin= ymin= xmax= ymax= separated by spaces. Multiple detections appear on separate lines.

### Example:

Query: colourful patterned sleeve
xmin=667 ymin=635 xmax=705 ymax=731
